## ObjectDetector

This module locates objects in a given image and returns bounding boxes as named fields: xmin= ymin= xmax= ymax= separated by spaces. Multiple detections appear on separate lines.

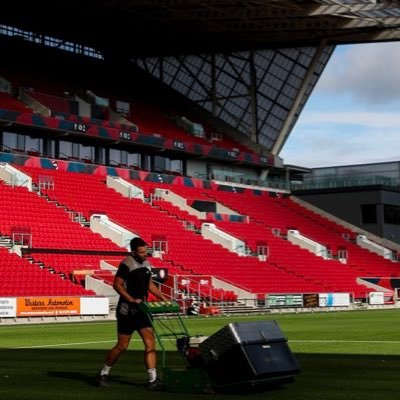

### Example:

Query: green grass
xmin=1 ymin=309 xmax=400 ymax=399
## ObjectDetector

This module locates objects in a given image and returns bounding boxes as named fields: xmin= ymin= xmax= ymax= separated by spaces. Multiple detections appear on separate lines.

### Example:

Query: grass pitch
xmin=0 ymin=309 xmax=399 ymax=400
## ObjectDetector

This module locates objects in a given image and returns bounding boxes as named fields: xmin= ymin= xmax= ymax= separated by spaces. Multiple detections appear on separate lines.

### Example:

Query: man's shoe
xmin=96 ymin=372 xmax=109 ymax=387
xmin=147 ymin=377 xmax=164 ymax=391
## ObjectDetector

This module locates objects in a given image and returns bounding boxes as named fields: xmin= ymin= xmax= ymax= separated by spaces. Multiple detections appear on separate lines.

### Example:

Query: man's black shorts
xmin=116 ymin=307 xmax=153 ymax=335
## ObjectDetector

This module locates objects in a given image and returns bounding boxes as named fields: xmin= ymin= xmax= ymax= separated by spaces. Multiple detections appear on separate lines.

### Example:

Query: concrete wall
xmin=294 ymin=186 xmax=400 ymax=245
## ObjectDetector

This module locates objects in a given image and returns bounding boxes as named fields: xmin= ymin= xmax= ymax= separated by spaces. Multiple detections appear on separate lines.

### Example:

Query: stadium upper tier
xmin=0 ymin=72 xmax=263 ymax=167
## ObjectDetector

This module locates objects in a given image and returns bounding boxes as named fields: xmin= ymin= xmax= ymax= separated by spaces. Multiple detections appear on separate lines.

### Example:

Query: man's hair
xmin=130 ymin=237 xmax=146 ymax=252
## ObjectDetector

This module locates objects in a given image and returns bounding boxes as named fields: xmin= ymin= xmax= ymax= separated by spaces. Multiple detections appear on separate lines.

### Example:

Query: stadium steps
xmin=32 ymin=182 xmax=91 ymax=227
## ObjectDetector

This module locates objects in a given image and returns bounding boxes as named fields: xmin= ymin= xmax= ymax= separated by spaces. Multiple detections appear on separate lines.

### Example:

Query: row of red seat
xmin=2 ymin=164 xmax=398 ymax=300
xmin=0 ymin=247 xmax=95 ymax=296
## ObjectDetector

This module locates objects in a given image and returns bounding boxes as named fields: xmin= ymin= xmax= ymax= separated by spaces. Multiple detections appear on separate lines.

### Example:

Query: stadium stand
xmin=2 ymin=163 xmax=388 ymax=301
xmin=1 ymin=1 xmax=400 ymax=316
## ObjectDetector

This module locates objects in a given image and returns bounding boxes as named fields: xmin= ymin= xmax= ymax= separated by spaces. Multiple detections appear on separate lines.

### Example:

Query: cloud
xmin=316 ymin=42 xmax=400 ymax=106
xmin=281 ymin=110 xmax=400 ymax=168
xmin=302 ymin=111 xmax=400 ymax=128
xmin=280 ymin=42 xmax=400 ymax=168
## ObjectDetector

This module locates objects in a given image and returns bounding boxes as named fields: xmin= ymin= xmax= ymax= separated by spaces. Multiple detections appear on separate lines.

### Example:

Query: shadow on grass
xmin=1 ymin=349 xmax=400 ymax=400
xmin=46 ymin=370 xmax=145 ymax=388
xmin=46 ymin=370 xmax=96 ymax=386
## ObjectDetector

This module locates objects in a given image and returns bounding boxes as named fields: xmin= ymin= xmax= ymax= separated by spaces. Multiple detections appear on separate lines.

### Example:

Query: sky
xmin=279 ymin=42 xmax=400 ymax=168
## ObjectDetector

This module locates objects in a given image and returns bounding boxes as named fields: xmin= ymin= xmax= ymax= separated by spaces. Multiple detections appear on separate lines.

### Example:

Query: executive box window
xmin=361 ymin=204 xmax=377 ymax=224
xmin=109 ymin=149 xmax=141 ymax=167
xmin=154 ymin=155 xmax=183 ymax=175
xmin=59 ymin=140 xmax=95 ymax=162
xmin=384 ymin=204 xmax=400 ymax=225
xmin=3 ymin=131 xmax=44 ymax=155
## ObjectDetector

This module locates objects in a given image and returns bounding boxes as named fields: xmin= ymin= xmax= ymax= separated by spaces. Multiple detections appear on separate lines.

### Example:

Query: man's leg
xmin=105 ymin=333 xmax=132 ymax=366
xmin=97 ymin=333 xmax=131 ymax=386
xmin=139 ymin=327 xmax=163 ymax=390
xmin=139 ymin=327 xmax=156 ymax=369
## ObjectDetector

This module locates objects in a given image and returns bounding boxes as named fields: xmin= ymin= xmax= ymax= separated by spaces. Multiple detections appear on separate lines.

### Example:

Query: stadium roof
xmin=2 ymin=0 xmax=400 ymax=58
xmin=2 ymin=0 xmax=400 ymax=164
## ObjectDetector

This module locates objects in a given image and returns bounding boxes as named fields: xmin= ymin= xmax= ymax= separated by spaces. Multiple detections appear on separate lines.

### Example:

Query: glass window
xmin=2 ymin=132 xmax=43 ymax=154
xmin=154 ymin=155 xmax=168 ymax=172
xmin=384 ymin=204 xmax=400 ymax=225
xmin=109 ymin=149 xmax=140 ymax=167
xmin=115 ymin=100 xmax=130 ymax=117
xmin=171 ymin=159 xmax=183 ymax=174
xmin=127 ymin=153 xmax=141 ymax=167
xmin=59 ymin=141 xmax=72 ymax=159
xmin=2 ymin=131 xmax=18 ymax=151
xmin=109 ymin=148 xmax=122 ymax=166
xmin=26 ymin=136 xmax=42 ymax=153
xmin=361 ymin=204 xmax=377 ymax=224
xmin=80 ymin=144 xmax=95 ymax=162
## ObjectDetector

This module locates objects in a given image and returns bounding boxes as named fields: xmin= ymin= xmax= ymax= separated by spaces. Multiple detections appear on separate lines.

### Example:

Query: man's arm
xmin=149 ymin=279 xmax=168 ymax=301
xmin=113 ymin=276 xmax=137 ymax=303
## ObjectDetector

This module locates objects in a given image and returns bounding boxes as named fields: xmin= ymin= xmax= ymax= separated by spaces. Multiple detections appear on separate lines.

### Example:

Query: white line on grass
xmin=3 ymin=338 xmax=400 ymax=350
xmin=1 ymin=339 xmax=142 ymax=350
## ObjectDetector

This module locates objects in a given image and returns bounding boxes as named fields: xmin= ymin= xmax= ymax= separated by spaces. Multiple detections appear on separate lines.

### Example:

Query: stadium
xmin=1 ymin=1 xmax=400 ymax=399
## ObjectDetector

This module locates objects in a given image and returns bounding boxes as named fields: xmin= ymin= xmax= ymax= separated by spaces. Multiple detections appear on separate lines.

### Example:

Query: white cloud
xmin=280 ymin=43 xmax=400 ymax=168
xmin=303 ymin=111 xmax=400 ymax=128
xmin=317 ymin=42 xmax=400 ymax=106
xmin=282 ymin=108 xmax=400 ymax=167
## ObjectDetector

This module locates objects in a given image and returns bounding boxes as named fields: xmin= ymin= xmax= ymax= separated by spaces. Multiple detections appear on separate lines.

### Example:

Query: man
xmin=96 ymin=237 xmax=167 ymax=391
